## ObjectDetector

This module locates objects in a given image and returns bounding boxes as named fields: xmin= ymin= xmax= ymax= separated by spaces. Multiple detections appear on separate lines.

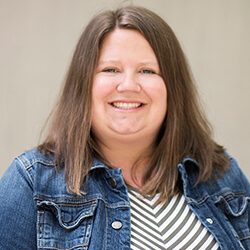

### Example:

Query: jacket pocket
xmin=37 ymin=199 xmax=97 ymax=250
xmin=216 ymin=193 xmax=250 ymax=248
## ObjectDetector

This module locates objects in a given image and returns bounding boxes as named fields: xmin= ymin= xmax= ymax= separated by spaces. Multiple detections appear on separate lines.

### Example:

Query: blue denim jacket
xmin=0 ymin=149 xmax=249 ymax=250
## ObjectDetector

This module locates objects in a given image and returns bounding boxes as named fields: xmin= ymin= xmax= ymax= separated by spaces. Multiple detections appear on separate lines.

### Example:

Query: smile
xmin=110 ymin=102 xmax=144 ymax=109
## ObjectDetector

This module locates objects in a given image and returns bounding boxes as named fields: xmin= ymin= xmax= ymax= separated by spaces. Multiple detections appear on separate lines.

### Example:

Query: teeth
xmin=112 ymin=102 xmax=142 ymax=109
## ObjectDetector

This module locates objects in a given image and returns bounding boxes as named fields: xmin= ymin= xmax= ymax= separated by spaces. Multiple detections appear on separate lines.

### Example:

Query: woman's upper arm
xmin=0 ymin=159 xmax=37 ymax=249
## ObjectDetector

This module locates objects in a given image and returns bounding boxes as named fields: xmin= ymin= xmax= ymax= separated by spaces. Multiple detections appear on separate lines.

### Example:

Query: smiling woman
xmin=91 ymin=29 xmax=167 ymax=187
xmin=0 ymin=5 xmax=249 ymax=250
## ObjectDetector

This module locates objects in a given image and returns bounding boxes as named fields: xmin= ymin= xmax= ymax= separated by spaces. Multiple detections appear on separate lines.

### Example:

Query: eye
xmin=102 ymin=68 xmax=119 ymax=73
xmin=140 ymin=69 xmax=156 ymax=74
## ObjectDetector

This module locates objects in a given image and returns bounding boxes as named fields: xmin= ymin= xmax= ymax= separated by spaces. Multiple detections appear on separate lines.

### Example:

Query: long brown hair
xmin=39 ymin=6 xmax=229 ymax=201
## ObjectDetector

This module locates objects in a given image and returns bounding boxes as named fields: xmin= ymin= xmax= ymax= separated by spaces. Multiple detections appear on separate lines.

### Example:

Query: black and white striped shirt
xmin=128 ymin=187 xmax=220 ymax=250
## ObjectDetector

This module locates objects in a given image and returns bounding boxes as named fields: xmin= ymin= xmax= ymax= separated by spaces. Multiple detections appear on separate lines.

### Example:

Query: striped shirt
xmin=128 ymin=187 xmax=220 ymax=250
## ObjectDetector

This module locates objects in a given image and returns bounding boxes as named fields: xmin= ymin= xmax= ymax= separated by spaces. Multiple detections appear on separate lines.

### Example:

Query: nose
xmin=116 ymin=72 xmax=141 ymax=92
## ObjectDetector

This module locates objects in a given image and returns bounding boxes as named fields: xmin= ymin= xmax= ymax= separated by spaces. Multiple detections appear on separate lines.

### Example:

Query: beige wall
xmin=0 ymin=0 xmax=249 ymax=178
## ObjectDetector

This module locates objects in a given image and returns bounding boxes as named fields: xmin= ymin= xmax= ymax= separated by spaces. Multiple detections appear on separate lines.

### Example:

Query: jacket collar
xmin=90 ymin=158 xmax=109 ymax=171
xmin=91 ymin=156 xmax=200 ymax=183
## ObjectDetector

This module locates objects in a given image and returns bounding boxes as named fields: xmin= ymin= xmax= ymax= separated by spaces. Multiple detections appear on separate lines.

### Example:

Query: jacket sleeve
xmin=230 ymin=157 xmax=250 ymax=234
xmin=0 ymin=158 xmax=37 ymax=250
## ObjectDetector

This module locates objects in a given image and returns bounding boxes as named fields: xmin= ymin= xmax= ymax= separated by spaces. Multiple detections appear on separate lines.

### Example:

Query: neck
xmin=98 ymin=139 xmax=154 ymax=188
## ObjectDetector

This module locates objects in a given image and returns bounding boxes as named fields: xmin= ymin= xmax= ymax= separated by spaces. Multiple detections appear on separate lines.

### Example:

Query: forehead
xmin=98 ymin=28 xmax=157 ymax=61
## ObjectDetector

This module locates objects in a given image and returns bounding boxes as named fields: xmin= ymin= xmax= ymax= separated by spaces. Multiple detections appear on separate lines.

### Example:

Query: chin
xmin=111 ymin=126 xmax=143 ymax=135
xmin=113 ymin=130 xmax=141 ymax=136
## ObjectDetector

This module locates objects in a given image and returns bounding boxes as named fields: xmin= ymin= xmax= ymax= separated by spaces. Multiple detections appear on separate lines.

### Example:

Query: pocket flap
xmin=217 ymin=194 xmax=249 ymax=217
xmin=37 ymin=199 xmax=97 ymax=230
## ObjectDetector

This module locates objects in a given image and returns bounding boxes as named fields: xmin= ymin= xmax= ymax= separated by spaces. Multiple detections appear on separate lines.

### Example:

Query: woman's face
xmin=91 ymin=29 xmax=167 ymax=145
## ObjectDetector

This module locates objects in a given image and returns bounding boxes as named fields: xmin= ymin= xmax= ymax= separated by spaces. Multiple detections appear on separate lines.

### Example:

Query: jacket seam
xmin=15 ymin=157 xmax=35 ymax=189
xmin=16 ymin=154 xmax=55 ymax=171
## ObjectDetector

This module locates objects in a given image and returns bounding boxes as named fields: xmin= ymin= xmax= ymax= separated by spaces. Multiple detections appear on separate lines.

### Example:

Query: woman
xmin=0 ymin=6 xmax=249 ymax=250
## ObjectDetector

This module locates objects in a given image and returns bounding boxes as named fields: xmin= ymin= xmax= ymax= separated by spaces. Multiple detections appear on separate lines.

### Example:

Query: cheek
xmin=143 ymin=79 xmax=167 ymax=103
xmin=91 ymin=77 xmax=117 ymax=120
xmin=92 ymin=77 xmax=116 ymax=100
xmin=148 ymin=81 xmax=167 ymax=120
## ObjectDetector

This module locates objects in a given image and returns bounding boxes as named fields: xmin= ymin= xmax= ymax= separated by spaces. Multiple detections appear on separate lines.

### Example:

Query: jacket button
xmin=111 ymin=221 xmax=123 ymax=230
xmin=206 ymin=218 xmax=213 ymax=224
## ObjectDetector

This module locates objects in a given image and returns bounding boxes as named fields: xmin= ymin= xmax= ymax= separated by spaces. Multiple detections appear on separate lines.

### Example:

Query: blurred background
xmin=0 ymin=0 xmax=249 ymax=177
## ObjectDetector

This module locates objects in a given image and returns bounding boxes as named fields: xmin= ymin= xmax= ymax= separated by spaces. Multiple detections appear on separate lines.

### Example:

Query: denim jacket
xmin=0 ymin=149 xmax=249 ymax=250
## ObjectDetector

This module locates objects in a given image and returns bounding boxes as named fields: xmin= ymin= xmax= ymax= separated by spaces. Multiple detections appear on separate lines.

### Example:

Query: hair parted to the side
xmin=38 ymin=6 xmax=229 ymax=201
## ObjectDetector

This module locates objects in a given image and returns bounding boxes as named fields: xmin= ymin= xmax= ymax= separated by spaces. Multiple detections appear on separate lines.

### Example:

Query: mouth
xmin=109 ymin=102 xmax=145 ymax=110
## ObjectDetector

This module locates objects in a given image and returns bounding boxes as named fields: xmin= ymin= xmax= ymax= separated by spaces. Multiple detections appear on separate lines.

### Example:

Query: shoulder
xmin=201 ymin=155 xmax=250 ymax=197
xmin=180 ymin=154 xmax=250 ymax=199
xmin=13 ymin=148 xmax=56 ymax=184
xmin=16 ymin=148 xmax=55 ymax=170
xmin=4 ymin=148 xmax=67 ymax=196
xmin=215 ymin=155 xmax=250 ymax=194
